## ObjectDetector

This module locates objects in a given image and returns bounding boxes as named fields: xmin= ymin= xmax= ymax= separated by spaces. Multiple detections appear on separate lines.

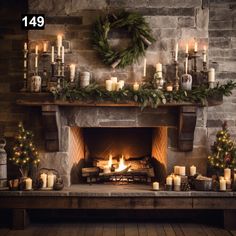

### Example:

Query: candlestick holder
xmin=55 ymin=56 xmax=65 ymax=89
xmin=173 ymin=60 xmax=179 ymax=91
xmin=22 ymin=48 xmax=28 ymax=91
xmin=189 ymin=51 xmax=200 ymax=87
xmin=41 ymin=52 xmax=50 ymax=91
xmin=200 ymin=61 xmax=208 ymax=85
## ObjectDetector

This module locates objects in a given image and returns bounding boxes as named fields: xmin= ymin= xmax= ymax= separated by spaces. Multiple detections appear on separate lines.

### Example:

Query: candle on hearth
xmin=179 ymin=166 xmax=186 ymax=176
xmin=111 ymin=77 xmax=117 ymax=91
xmin=24 ymin=42 xmax=27 ymax=51
xmin=220 ymin=179 xmax=226 ymax=191
xmin=43 ymin=42 xmax=47 ymax=52
xmin=61 ymin=46 xmax=64 ymax=63
xmin=25 ymin=178 xmax=32 ymax=190
xmin=51 ymin=46 xmax=54 ymax=63
xmin=175 ymin=43 xmax=178 ymax=61
xmin=133 ymin=82 xmax=139 ymax=91
xmin=70 ymin=64 xmax=76 ymax=82
xmin=190 ymin=165 xmax=197 ymax=176
xmin=174 ymin=166 xmax=180 ymax=175
xmin=47 ymin=173 xmax=55 ymax=188
xmin=35 ymin=45 xmax=38 ymax=55
xmin=208 ymin=68 xmax=215 ymax=82
xmin=106 ymin=80 xmax=113 ymax=91
xmin=57 ymin=35 xmax=62 ymax=48
xmin=153 ymin=181 xmax=159 ymax=190
xmin=194 ymin=41 xmax=198 ymax=52
xmin=143 ymin=57 xmax=147 ymax=77
xmin=203 ymin=45 xmax=207 ymax=62
xmin=224 ymin=168 xmax=231 ymax=180
xmin=40 ymin=173 xmax=47 ymax=188
xmin=166 ymin=176 xmax=173 ymax=185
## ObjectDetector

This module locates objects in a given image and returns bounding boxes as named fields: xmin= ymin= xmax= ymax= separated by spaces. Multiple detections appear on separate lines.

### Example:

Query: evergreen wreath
xmin=92 ymin=11 xmax=155 ymax=68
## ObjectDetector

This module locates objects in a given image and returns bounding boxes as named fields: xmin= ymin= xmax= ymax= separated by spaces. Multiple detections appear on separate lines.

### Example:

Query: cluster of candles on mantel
xmin=219 ymin=168 xmax=236 ymax=191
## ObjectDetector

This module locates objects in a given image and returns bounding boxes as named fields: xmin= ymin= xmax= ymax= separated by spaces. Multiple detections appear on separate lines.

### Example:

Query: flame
xmin=108 ymin=154 xmax=113 ymax=168
xmin=116 ymin=155 xmax=127 ymax=172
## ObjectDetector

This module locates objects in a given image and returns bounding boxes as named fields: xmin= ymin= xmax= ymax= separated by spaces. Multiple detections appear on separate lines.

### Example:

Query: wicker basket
xmin=194 ymin=179 xmax=212 ymax=191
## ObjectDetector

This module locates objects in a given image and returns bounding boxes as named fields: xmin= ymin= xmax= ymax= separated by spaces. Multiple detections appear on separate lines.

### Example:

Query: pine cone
xmin=181 ymin=182 xmax=191 ymax=191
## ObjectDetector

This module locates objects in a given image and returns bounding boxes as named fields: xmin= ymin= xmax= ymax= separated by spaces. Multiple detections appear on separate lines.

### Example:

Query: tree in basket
xmin=208 ymin=121 xmax=236 ymax=173
xmin=9 ymin=122 xmax=40 ymax=177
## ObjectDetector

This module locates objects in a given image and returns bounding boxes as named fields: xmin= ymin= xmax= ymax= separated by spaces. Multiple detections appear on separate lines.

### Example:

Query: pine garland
xmin=92 ymin=11 xmax=155 ymax=68
xmin=52 ymin=80 xmax=236 ymax=110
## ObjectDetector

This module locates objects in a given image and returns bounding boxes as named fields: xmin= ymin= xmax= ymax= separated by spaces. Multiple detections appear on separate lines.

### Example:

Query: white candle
xmin=185 ymin=57 xmax=188 ymax=74
xmin=58 ymin=46 xmax=61 ymax=57
xmin=35 ymin=56 xmax=38 ymax=68
xmin=166 ymin=176 xmax=173 ymax=185
xmin=24 ymin=42 xmax=27 ymax=51
xmin=57 ymin=35 xmax=62 ymax=48
xmin=220 ymin=179 xmax=226 ymax=191
xmin=133 ymin=82 xmax=139 ymax=91
xmin=61 ymin=46 xmax=65 ymax=63
xmin=153 ymin=181 xmax=159 ymax=190
xmin=208 ymin=68 xmax=215 ymax=82
xmin=106 ymin=80 xmax=113 ymax=91
xmin=111 ymin=77 xmax=117 ymax=91
xmin=175 ymin=43 xmax=178 ymax=61
xmin=174 ymin=176 xmax=181 ymax=186
xmin=143 ymin=58 xmax=147 ymax=77
xmin=185 ymin=44 xmax=188 ymax=54
xmin=24 ymin=60 xmax=27 ymax=68
xmin=117 ymin=80 xmax=124 ymax=90
xmin=166 ymin=85 xmax=173 ymax=92
xmin=179 ymin=166 xmax=186 ymax=176
xmin=194 ymin=41 xmax=198 ymax=52
xmin=25 ymin=178 xmax=32 ymax=190
xmin=47 ymin=173 xmax=55 ymax=188
xmin=226 ymin=179 xmax=231 ymax=189
xmin=190 ymin=165 xmax=196 ymax=176
xmin=35 ymin=45 xmax=38 ymax=55
xmin=174 ymin=166 xmax=180 ymax=175
xmin=51 ymin=46 xmax=54 ymax=63
xmin=203 ymin=45 xmax=207 ymax=62
xmin=70 ymin=64 xmax=76 ymax=82
xmin=224 ymin=168 xmax=231 ymax=180
xmin=43 ymin=42 xmax=47 ymax=52
xmin=40 ymin=173 xmax=47 ymax=188
xmin=156 ymin=63 xmax=162 ymax=72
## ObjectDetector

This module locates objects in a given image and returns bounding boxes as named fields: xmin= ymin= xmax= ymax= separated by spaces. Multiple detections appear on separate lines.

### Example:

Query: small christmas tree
xmin=208 ymin=121 xmax=236 ymax=170
xmin=9 ymin=122 xmax=40 ymax=177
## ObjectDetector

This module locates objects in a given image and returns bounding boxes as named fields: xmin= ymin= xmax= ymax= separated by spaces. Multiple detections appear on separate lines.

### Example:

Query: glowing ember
xmin=116 ymin=155 xmax=127 ymax=172
xmin=108 ymin=154 xmax=113 ymax=168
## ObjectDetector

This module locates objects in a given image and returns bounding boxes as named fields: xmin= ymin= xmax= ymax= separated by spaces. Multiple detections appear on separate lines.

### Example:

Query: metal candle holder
xmin=173 ymin=60 xmax=179 ymax=91
xmin=55 ymin=56 xmax=65 ymax=89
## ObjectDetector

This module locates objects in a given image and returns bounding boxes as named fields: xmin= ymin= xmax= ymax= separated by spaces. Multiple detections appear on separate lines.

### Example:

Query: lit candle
xmin=174 ymin=176 xmax=181 ymax=191
xmin=179 ymin=166 xmax=186 ymax=176
xmin=58 ymin=46 xmax=61 ymax=57
xmin=166 ymin=84 xmax=173 ymax=92
xmin=133 ymin=82 xmax=139 ymax=91
xmin=47 ymin=173 xmax=55 ymax=188
xmin=185 ymin=57 xmax=188 ymax=74
xmin=220 ymin=179 xmax=226 ymax=191
xmin=43 ymin=42 xmax=47 ymax=52
xmin=117 ymin=80 xmax=124 ymax=90
xmin=208 ymin=68 xmax=215 ymax=82
xmin=153 ymin=181 xmax=159 ymax=190
xmin=40 ymin=173 xmax=47 ymax=188
xmin=143 ymin=57 xmax=147 ymax=77
xmin=35 ymin=45 xmax=38 ymax=55
xmin=111 ymin=77 xmax=117 ymax=91
xmin=166 ymin=176 xmax=173 ymax=185
xmin=106 ymin=80 xmax=113 ymax=91
xmin=61 ymin=46 xmax=65 ymax=63
xmin=51 ymin=46 xmax=54 ymax=63
xmin=203 ymin=45 xmax=207 ymax=62
xmin=224 ymin=168 xmax=231 ymax=180
xmin=24 ymin=42 xmax=27 ymax=51
xmin=185 ymin=44 xmax=188 ymax=54
xmin=190 ymin=165 xmax=197 ymax=176
xmin=174 ymin=166 xmax=180 ymax=175
xmin=156 ymin=63 xmax=162 ymax=72
xmin=194 ymin=41 xmax=198 ymax=52
xmin=175 ymin=43 xmax=178 ymax=61
xmin=57 ymin=35 xmax=62 ymax=48
xmin=226 ymin=179 xmax=231 ymax=189
xmin=25 ymin=178 xmax=32 ymax=190
xmin=24 ymin=60 xmax=27 ymax=68
xmin=70 ymin=64 xmax=76 ymax=82
xmin=35 ymin=56 xmax=38 ymax=68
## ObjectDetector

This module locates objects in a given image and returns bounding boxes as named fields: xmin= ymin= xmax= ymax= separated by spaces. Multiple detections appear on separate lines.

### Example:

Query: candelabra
xmin=22 ymin=48 xmax=28 ymax=91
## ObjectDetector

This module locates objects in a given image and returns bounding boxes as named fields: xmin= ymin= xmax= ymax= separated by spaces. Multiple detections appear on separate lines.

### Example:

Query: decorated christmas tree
xmin=208 ymin=121 xmax=236 ymax=170
xmin=9 ymin=122 xmax=40 ymax=177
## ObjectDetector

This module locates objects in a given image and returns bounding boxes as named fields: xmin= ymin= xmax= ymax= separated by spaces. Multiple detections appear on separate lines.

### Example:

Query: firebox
xmin=69 ymin=127 xmax=168 ymax=184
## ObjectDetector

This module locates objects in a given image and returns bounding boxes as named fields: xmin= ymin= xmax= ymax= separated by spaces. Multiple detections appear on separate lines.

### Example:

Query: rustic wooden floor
xmin=0 ymin=223 xmax=235 ymax=236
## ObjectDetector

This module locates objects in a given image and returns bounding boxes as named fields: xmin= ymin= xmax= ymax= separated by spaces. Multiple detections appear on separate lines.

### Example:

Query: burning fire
xmin=116 ymin=155 xmax=127 ymax=172
xmin=108 ymin=154 xmax=113 ymax=168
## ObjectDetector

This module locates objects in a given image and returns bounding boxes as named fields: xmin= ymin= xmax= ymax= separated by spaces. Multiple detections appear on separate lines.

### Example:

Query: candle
xmin=220 ymin=179 xmax=226 ymax=191
xmin=40 ymin=173 xmax=47 ymax=188
xmin=111 ymin=77 xmax=117 ymax=91
xmin=166 ymin=85 xmax=173 ymax=92
xmin=143 ymin=58 xmax=147 ymax=77
xmin=51 ymin=46 xmax=54 ymax=63
xmin=117 ymin=80 xmax=124 ymax=90
xmin=203 ymin=45 xmax=207 ymax=62
xmin=185 ymin=44 xmax=188 ymax=54
xmin=174 ymin=176 xmax=181 ymax=191
xmin=43 ymin=42 xmax=47 ymax=52
xmin=35 ymin=56 xmax=38 ymax=68
xmin=194 ymin=41 xmax=198 ymax=52
xmin=61 ymin=46 xmax=65 ymax=63
xmin=58 ymin=46 xmax=61 ymax=57
xmin=133 ymin=82 xmax=139 ymax=91
xmin=179 ymin=166 xmax=186 ymax=176
xmin=174 ymin=166 xmax=180 ymax=175
xmin=35 ymin=45 xmax=38 ymax=55
xmin=208 ymin=68 xmax=215 ymax=82
xmin=190 ymin=165 xmax=196 ymax=176
xmin=106 ymin=80 xmax=113 ymax=91
xmin=47 ymin=173 xmax=55 ymax=188
xmin=24 ymin=60 xmax=27 ymax=68
xmin=24 ymin=42 xmax=27 ymax=51
xmin=166 ymin=176 xmax=173 ymax=185
xmin=25 ymin=178 xmax=32 ymax=190
xmin=57 ymin=35 xmax=62 ymax=48
xmin=224 ymin=168 xmax=231 ymax=180
xmin=153 ymin=181 xmax=159 ymax=190
xmin=234 ymin=173 xmax=236 ymax=182
xmin=226 ymin=179 xmax=231 ymax=189
xmin=185 ymin=57 xmax=188 ymax=74
xmin=156 ymin=63 xmax=162 ymax=72
xmin=70 ymin=64 xmax=76 ymax=82
xmin=175 ymin=43 xmax=178 ymax=61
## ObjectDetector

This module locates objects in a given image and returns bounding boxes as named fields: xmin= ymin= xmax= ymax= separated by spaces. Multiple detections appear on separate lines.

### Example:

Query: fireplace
xmin=68 ymin=127 xmax=167 ymax=184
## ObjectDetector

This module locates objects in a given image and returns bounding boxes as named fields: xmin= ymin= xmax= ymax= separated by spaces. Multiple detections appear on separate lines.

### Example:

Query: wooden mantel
xmin=16 ymin=93 xmax=223 ymax=152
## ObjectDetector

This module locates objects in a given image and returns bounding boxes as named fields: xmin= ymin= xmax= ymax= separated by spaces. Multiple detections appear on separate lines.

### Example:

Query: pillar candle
xmin=70 ymin=64 xmax=76 ymax=82
xmin=143 ymin=58 xmax=147 ymax=77
xmin=47 ymin=173 xmax=55 ymax=188
xmin=117 ymin=80 xmax=124 ymax=90
xmin=25 ymin=178 xmax=32 ymax=190
xmin=190 ymin=165 xmax=197 ymax=176
xmin=179 ymin=166 xmax=186 ymax=176
xmin=61 ymin=46 xmax=65 ymax=63
xmin=51 ymin=46 xmax=54 ymax=63
xmin=203 ymin=45 xmax=207 ymax=62
xmin=40 ymin=173 xmax=47 ymax=188
xmin=57 ymin=35 xmax=62 ymax=48
xmin=111 ymin=77 xmax=117 ymax=91
xmin=153 ymin=181 xmax=159 ymax=190
xmin=106 ymin=80 xmax=113 ymax=91
xmin=220 ymin=179 xmax=226 ymax=191
xmin=24 ymin=42 xmax=27 ymax=51
xmin=174 ymin=176 xmax=181 ymax=186
xmin=24 ymin=60 xmax=27 ymax=68
xmin=226 ymin=179 xmax=231 ymax=189
xmin=43 ymin=42 xmax=47 ymax=52
xmin=166 ymin=176 xmax=173 ymax=185
xmin=174 ymin=166 xmax=180 ymax=175
xmin=133 ymin=82 xmax=139 ymax=91
xmin=208 ymin=68 xmax=215 ymax=82
xmin=35 ymin=45 xmax=38 ymax=55
xmin=175 ymin=43 xmax=178 ymax=61
xmin=166 ymin=84 xmax=173 ymax=92
xmin=194 ymin=41 xmax=198 ymax=52
xmin=224 ymin=168 xmax=231 ymax=180
xmin=156 ymin=63 xmax=162 ymax=72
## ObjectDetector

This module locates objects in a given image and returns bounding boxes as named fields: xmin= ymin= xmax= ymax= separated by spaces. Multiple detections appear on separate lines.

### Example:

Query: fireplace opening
xmin=69 ymin=127 xmax=168 ymax=184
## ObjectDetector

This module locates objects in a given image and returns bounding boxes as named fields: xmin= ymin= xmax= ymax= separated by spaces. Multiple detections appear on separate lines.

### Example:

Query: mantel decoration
xmin=92 ymin=11 xmax=155 ymax=68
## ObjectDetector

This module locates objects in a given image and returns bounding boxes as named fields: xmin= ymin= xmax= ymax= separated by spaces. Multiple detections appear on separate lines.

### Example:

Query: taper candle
xmin=61 ymin=46 xmax=64 ymax=63
xmin=51 ymin=46 xmax=54 ymax=63
xmin=203 ymin=45 xmax=207 ymax=62
xmin=57 ymin=35 xmax=62 ymax=48
xmin=143 ymin=57 xmax=147 ymax=77
xmin=175 ymin=43 xmax=178 ymax=61
xmin=24 ymin=42 xmax=27 ymax=51
xmin=194 ymin=41 xmax=198 ymax=52
xmin=190 ymin=165 xmax=197 ymax=176
xmin=43 ymin=42 xmax=47 ymax=52
xmin=35 ymin=45 xmax=38 ymax=55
